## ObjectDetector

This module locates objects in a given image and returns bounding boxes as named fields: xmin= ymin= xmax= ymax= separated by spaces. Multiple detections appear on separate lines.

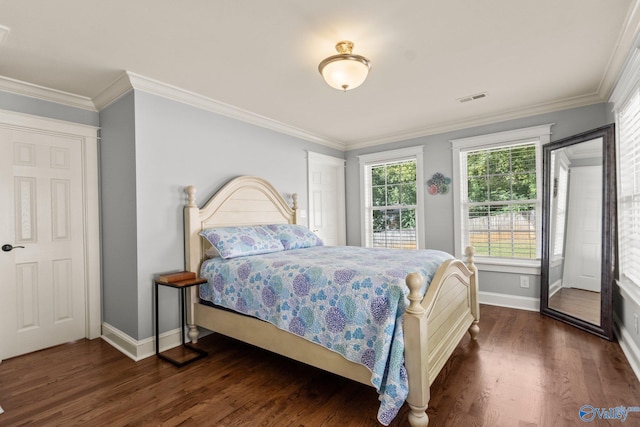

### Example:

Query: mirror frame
xmin=540 ymin=124 xmax=616 ymax=340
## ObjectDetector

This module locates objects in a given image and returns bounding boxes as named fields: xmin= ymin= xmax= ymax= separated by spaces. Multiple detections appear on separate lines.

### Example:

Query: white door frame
xmin=0 ymin=109 xmax=101 ymax=362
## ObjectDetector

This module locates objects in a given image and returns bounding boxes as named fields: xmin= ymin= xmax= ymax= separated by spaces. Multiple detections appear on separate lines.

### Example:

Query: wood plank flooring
xmin=549 ymin=288 xmax=600 ymax=325
xmin=1 ymin=305 xmax=639 ymax=426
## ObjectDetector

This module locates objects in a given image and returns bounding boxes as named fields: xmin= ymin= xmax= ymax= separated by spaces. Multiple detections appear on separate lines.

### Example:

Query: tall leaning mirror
xmin=540 ymin=124 xmax=616 ymax=340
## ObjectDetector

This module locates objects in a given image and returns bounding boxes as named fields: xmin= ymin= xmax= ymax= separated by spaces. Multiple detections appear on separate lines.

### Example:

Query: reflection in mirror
xmin=547 ymin=139 xmax=602 ymax=325
xmin=540 ymin=124 xmax=615 ymax=341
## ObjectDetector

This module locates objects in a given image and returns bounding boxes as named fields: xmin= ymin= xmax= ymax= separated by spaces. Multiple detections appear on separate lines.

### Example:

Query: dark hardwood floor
xmin=549 ymin=288 xmax=600 ymax=325
xmin=1 ymin=305 xmax=639 ymax=426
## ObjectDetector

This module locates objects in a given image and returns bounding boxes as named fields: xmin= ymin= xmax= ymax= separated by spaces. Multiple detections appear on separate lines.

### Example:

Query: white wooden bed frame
xmin=183 ymin=176 xmax=479 ymax=427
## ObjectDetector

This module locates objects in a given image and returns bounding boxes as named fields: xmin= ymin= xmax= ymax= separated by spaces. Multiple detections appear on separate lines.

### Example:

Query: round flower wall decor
xmin=427 ymin=172 xmax=451 ymax=195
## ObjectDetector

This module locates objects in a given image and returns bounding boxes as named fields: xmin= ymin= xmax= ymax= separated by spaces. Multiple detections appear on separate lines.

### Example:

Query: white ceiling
xmin=0 ymin=0 xmax=638 ymax=150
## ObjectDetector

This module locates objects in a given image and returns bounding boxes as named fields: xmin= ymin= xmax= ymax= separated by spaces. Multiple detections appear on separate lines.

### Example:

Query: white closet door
xmin=562 ymin=165 xmax=602 ymax=293
xmin=307 ymin=152 xmax=346 ymax=246
xmin=0 ymin=127 xmax=87 ymax=360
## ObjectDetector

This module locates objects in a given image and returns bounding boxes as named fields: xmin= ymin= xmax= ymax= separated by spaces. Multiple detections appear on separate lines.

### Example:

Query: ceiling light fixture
xmin=318 ymin=41 xmax=371 ymax=92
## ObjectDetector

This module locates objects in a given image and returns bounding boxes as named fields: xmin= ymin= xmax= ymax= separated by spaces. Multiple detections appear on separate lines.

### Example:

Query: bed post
xmin=403 ymin=272 xmax=430 ymax=427
xmin=291 ymin=193 xmax=299 ymax=224
xmin=184 ymin=185 xmax=201 ymax=343
xmin=464 ymin=246 xmax=480 ymax=339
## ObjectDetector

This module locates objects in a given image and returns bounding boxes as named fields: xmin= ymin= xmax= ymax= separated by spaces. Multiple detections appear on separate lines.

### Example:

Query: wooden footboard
xmin=403 ymin=247 xmax=479 ymax=427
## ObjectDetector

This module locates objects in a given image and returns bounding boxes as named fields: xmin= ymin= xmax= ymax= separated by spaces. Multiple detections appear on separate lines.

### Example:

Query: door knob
xmin=2 ymin=244 xmax=25 ymax=252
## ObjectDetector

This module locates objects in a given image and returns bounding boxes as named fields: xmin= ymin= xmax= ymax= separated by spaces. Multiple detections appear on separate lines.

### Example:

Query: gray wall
xmin=99 ymin=91 xmax=139 ymax=338
xmin=615 ymin=288 xmax=640 ymax=354
xmin=344 ymin=102 xmax=612 ymax=300
xmin=549 ymin=262 xmax=564 ymax=286
xmin=0 ymin=91 xmax=99 ymax=126
xmin=100 ymin=89 xmax=343 ymax=339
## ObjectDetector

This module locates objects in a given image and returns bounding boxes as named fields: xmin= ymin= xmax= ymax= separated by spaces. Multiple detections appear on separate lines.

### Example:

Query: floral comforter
xmin=199 ymin=245 xmax=453 ymax=425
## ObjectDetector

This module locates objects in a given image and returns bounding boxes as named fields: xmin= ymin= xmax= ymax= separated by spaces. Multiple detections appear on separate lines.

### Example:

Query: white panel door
xmin=307 ymin=152 xmax=346 ymax=246
xmin=562 ymin=165 xmax=602 ymax=292
xmin=0 ymin=127 xmax=86 ymax=360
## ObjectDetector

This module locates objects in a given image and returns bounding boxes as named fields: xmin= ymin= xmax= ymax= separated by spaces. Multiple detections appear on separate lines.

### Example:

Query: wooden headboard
xmin=184 ymin=176 xmax=298 ymax=274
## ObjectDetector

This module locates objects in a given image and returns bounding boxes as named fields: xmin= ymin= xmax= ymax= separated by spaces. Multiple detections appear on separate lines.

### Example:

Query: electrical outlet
xmin=635 ymin=313 xmax=639 ymax=335
xmin=519 ymin=276 xmax=530 ymax=289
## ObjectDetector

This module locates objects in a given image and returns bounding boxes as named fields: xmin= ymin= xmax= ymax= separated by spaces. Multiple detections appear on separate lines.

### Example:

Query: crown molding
xmin=91 ymin=72 xmax=134 ymax=111
xmin=94 ymin=71 xmax=346 ymax=151
xmin=0 ymin=66 xmax=619 ymax=153
xmin=0 ymin=75 xmax=97 ymax=112
xmin=599 ymin=0 xmax=640 ymax=100
xmin=344 ymin=92 xmax=605 ymax=151
xmin=609 ymin=19 xmax=640 ymax=108
xmin=0 ymin=70 xmax=346 ymax=150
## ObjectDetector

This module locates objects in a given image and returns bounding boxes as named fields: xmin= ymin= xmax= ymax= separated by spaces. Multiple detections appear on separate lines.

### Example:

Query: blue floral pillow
xmin=264 ymin=224 xmax=324 ymax=250
xmin=200 ymin=226 xmax=284 ymax=259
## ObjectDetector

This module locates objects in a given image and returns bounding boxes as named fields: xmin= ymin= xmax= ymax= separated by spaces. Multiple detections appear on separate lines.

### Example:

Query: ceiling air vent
xmin=457 ymin=92 xmax=487 ymax=104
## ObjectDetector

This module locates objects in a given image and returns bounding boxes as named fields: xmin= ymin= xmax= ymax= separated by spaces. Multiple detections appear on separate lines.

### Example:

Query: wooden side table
xmin=155 ymin=272 xmax=208 ymax=366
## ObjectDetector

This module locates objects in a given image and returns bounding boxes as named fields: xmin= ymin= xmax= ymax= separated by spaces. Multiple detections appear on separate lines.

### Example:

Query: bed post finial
xmin=464 ymin=246 xmax=476 ymax=271
xmin=185 ymin=185 xmax=197 ymax=207
xmin=405 ymin=273 xmax=426 ymax=315
xmin=292 ymin=193 xmax=298 ymax=210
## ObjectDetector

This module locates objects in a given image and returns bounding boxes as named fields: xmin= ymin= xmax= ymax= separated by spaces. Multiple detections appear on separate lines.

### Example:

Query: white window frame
xmin=451 ymin=124 xmax=552 ymax=274
xmin=359 ymin=146 xmax=425 ymax=249
xmin=550 ymin=150 xmax=570 ymax=265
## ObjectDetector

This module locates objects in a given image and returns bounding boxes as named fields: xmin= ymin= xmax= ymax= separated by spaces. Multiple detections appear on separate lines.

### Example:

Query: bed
xmin=183 ymin=176 xmax=479 ymax=427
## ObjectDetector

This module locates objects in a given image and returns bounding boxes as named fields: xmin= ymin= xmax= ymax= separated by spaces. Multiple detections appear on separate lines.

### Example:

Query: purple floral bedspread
xmin=199 ymin=245 xmax=453 ymax=425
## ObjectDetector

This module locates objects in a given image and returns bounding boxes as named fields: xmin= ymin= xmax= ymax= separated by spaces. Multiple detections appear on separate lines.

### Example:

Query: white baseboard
xmin=479 ymin=291 xmax=540 ymax=312
xmin=549 ymin=280 xmax=562 ymax=298
xmin=614 ymin=313 xmax=640 ymax=383
xmin=101 ymin=322 xmax=182 ymax=361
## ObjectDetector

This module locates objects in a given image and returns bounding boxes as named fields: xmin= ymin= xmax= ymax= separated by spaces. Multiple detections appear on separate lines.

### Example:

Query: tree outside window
xmin=360 ymin=146 xmax=425 ymax=250
xmin=464 ymin=143 xmax=538 ymax=259
xmin=371 ymin=160 xmax=418 ymax=249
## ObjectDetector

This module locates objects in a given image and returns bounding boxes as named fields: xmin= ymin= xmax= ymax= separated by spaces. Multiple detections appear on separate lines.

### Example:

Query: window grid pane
xmin=372 ymin=208 xmax=417 ymax=249
xmin=465 ymin=143 xmax=538 ymax=259
xmin=368 ymin=159 xmax=418 ymax=249
xmin=468 ymin=203 xmax=536 ymax=258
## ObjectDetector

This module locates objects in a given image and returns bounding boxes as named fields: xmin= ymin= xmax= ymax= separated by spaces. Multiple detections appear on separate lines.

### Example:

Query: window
xmin=452 ymin=125 xmax=551 ymax=270
xmin=465 ymin=143 xmax=538 ymax=258
xmin=611 ymin=43 xmax=640 ymax=290
xmin=359 ymin=146 xmax=425 ymax=249
xmin=617 ymin=87 xmax=640 ymax=287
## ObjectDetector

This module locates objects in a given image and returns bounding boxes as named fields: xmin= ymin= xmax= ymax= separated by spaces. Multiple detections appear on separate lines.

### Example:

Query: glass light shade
xmin=320 ymin=56 xmax=370 ymax=91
